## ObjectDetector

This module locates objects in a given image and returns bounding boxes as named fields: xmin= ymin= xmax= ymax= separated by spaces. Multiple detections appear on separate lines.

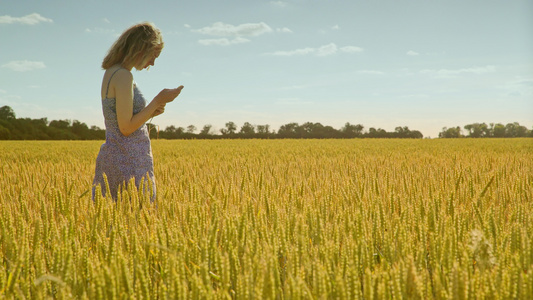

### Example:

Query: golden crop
xmin=0 ymin=139 xmax=532 ymax=299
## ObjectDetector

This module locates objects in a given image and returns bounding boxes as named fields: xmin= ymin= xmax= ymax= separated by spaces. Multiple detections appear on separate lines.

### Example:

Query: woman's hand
xmin=154 ymin=85 xmax=184 ymax=105
xmin=152 ymin=105 xmax=165 ymax=117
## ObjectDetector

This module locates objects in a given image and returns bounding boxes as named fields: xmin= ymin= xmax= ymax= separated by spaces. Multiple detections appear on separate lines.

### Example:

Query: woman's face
xmin=143 ymin=49 xmax=161 ymax=69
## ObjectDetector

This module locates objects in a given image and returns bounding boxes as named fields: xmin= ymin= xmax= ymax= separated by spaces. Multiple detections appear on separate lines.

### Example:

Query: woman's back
xmin=93 ymin=67 xmax=156 ymax=200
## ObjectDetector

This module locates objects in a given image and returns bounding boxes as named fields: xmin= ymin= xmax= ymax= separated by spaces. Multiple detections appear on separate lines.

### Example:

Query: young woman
xmin=92 ymin=22 xmax=183 ymax=200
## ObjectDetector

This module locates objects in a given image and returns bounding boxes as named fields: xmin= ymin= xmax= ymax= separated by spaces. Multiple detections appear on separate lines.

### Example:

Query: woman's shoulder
xmin=105 ymin=66 xmax=133 ymax=81
xmin=102 ymin=66 xmax=134 ymax=98
xmin=104 ymin=66 xmax=133 ymax=88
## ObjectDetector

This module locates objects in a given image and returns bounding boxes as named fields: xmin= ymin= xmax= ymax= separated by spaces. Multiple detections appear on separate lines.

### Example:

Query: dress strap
xmin=105 ymin=68 xmax=124 ymax=98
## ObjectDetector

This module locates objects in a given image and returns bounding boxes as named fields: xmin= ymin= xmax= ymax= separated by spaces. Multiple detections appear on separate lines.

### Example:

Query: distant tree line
xmin=1 ymin=105 xmax=530 ymax=140
xmin=155 ymin=121 xmax=423 ymax=139
xmin=439 ymin=122 xmax=532 ymax=138
xmin=0 ymin=106 xmax=422 ymax=140
xmin=0 ymin=106 xmax=105 ymax=140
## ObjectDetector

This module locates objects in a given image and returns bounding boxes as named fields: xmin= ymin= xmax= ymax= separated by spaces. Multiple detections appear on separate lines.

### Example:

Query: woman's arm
xmin=114 ymin=70 xmax=183 ymax=136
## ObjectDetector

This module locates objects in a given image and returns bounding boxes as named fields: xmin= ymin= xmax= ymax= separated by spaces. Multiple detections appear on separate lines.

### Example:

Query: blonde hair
xmin=102 ymin=22 xmax=164 ymax=70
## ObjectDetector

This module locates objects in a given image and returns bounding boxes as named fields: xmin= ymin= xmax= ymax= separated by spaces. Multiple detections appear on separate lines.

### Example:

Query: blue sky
xmin=1 ymin=0 xmax=532 ymax=137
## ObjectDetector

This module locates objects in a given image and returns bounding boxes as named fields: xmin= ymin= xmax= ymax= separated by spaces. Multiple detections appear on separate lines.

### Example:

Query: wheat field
xmin=0 ymin=139 xmax=532 ymax=299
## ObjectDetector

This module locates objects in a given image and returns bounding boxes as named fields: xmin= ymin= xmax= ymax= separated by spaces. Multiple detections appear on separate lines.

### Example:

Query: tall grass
xmin=0 ymin=139 xmax=532 ymax=299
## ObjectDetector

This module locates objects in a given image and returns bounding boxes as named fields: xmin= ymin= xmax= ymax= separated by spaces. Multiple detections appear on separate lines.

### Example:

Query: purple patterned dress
xmin=92 ymin=69 xmax=156 ymax=200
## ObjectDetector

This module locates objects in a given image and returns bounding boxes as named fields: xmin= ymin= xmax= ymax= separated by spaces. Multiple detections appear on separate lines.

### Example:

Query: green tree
xmin=366 ymin=127 xmax=387 ymax=138
xmin=408 ymin=130 xmax=424 ymax=139
xmin=464 ymin=123 xmax=489 ymax=138
xmin=299 ymin=122 xmax=341 ymax=138
xmin=255 ymin=124 xmax=272 ymax=138
xmin=89 ymin=126 xmax=106 ymax=139
xmin=71 ymin=120 xmax=90 ymax=139
xmin=49 ymin=119 xmax=71 ymax=130
xmin=394 ymin=126 xmax=409 ymax=138
xmin=239 ymin=122 xmax=255 ymax=137
xmin=505 ymin=122 xmax=528 ymax=137
xmin=341 ymin=122 xmax=364 ymax=138
xmin=439 ymin=127 xmax=462 ymax=138
xmin=220 ymin=121 xmax=237 ymax=136
xmin=277 ymin=122 xmax=299 ymax=138
xmin=161 ymin=125 xmax=184 ymax=139
xmin=200 ymin=124 xmax=213 ymax=136
xmin=0 ymin=106 xmax=16 ymax=120
xmin=186 ymin=125 xmax=196 ymax=134
xmin=256 ymin=124 xmax=270 ymax=134
xmin=0 ymin=124 xmax=10 ymax=139
xmin=492 ymin=123 xmax=505 ymax=137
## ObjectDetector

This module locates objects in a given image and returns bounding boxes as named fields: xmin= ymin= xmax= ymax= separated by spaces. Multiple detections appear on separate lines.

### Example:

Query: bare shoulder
xmin=102 ymin=67 xmax=133 ymax=98
xmin=111 ymin=68 xmax=133 ymax=86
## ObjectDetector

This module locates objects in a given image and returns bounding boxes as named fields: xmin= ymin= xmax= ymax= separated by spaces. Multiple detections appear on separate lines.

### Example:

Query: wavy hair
xmin=102 ymin=22 xmax=164 ymax=70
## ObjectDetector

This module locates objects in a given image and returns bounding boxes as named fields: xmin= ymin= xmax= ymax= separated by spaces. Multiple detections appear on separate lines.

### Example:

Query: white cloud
xmin=317 ymin=43 xmax=337 ymax=56
xmin=85 ymin=27 xmax=116 ymax=35
xmin=500 ymin=76 xmax=533 ymax=97
xmin=2 ymin=60 xmax=46 ymax=72
xmin=198 ymin=37 xmax=250 ymax=46
xmin=193 ymin=22 xmax=273 ymax=37
xmin=340 ymin=46 xmax=364 ymax=53
xmin=269 ymin=47 xmax=316 ymax=56
xmin=275 ymin=97 xmax=313 ymax=105
xmin=184 ymin=24 xmax=191 ymax=28
xmin=276 ymin=27 xmax=293 ymax=33
xmin=280 ymin=84 xmax=311 ymax=91
xmin=318 ymin=25 xmax=341 ymax=34
xmin=102 ymin=18 xmax=110 ymax=24
xmin=0 ymin=95 xmax=22 ymax=107
xmin=515 ymin=78 xmax=533 ymax=87
xmin=163 ymin=31 xmax=180 ymax=35
xmin=270 ymin=1 xmax=288 ymax=8
xmin=421 ymin=65 xmax=496 ymax=78
xmin=0 ymin=13 xmax=53 ymax=25
xmin=358 ymin=70 xmax=384 ymax=75
xmin=268 ymin=43 xmax=363 ymax=57
xmin=400 ymin=94 xmax=429 ymax=98
xmin=407 ymin=50 xmax=419 ymax=56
